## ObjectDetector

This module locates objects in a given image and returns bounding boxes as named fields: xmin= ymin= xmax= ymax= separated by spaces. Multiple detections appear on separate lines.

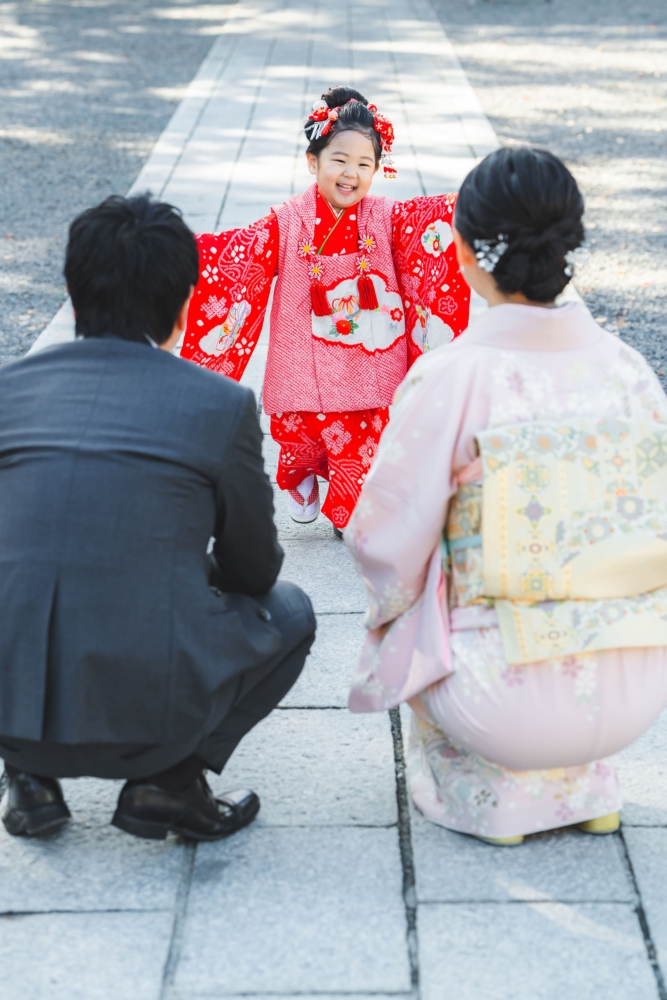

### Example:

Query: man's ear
xmin=159 ymin=288 xmax=195 ymax=353
xmin=176 ymin=287 xmax=195 ymax=333
xmin=306 ymin=152 xmax=318 ymax=176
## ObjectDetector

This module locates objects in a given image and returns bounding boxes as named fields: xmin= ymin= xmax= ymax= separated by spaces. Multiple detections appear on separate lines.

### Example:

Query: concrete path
xmin=3 ymin=2 xmax=667 ymax=999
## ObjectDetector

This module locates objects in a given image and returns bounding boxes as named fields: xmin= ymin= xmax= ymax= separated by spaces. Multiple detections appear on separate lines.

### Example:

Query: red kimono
xmin=181 ymin=185 xmax=470 ymax=527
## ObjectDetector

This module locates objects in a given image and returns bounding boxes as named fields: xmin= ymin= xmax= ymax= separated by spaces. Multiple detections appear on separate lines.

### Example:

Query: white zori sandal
xmin=286 ymin=474 xmax=320 ymax=523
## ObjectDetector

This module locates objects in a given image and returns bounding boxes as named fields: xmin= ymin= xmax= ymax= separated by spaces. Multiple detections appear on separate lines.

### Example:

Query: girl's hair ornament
xmin=305 ymin=98 xmax=397 ymax=178
xmin=368 ymin=105 xmax=397 ymax=179
xmin=305 ymin=101 xmax=341 ymax=141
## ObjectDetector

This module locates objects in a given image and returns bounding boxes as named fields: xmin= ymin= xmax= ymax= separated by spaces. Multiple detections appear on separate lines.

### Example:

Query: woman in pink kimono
xmin=346 ymin=147 xmax=667 ymax=845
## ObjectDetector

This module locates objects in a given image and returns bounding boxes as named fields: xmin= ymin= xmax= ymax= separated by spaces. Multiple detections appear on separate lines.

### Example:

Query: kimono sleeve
xmin=392 ymin=194 xmax=471 ymax=367
xmin=346 ymin=345 xmax=483 ymax=631
xmin=180 ymin=213 xmax=279 ymax=381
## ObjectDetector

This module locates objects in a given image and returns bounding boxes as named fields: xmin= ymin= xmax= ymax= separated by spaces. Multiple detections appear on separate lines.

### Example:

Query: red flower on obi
xmin=336 ymin=318 xmax=352 ymax=335
xmin=391 ymin=308 xmax=403 ymax=322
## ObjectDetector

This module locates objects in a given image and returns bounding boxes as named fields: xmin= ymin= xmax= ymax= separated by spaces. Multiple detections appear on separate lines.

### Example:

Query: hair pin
xmin=473 ymin=234 xmax=509 ymax=273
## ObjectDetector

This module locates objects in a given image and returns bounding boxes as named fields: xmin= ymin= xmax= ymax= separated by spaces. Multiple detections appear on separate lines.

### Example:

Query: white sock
xmin=296 ymin=474 xmax=315 ymax=501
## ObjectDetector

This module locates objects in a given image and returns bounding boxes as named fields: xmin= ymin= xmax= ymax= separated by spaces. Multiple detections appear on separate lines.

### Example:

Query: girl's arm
xmin=180 ymin=213 xmax=279 ymax=381
xmin=392 ymin=194 xmax=471 ymax=366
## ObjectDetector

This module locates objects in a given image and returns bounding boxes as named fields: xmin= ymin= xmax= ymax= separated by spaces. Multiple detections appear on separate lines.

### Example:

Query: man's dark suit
xmin=0 ymin=337 xmax=314 ymax=778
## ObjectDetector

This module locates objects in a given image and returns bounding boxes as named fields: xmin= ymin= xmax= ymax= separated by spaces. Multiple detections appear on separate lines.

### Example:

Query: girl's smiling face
xmin=307 ymin=129 xmax=379 ymax=210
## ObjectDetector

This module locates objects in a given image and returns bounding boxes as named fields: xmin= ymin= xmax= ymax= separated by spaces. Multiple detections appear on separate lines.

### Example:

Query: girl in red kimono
xmin=181 ymin=86 xmax=470 ymax=533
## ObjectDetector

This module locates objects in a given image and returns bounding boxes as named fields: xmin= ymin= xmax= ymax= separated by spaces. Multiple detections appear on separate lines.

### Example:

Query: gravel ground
xmin=434 ymin=0 xmax=667 ymax=385
xmin=0 ymin=1 xmax=231 ymax=363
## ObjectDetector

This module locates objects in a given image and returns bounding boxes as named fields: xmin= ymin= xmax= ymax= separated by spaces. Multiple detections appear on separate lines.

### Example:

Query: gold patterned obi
xmin=444 ymin=417 xmax=667 ymax=664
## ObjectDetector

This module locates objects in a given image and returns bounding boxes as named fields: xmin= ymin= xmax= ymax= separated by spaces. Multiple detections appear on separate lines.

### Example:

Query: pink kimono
xmin=346 ymin=301 xmax=667 ymax=839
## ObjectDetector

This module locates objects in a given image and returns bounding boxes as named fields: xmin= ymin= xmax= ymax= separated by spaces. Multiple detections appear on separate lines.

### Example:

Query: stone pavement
xmin=3 ymin=2 xmax=667 ymax=998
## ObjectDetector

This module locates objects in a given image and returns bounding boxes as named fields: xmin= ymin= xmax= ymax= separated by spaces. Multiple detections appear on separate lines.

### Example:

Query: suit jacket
xmin=0 ymin=337 xmax=283 ymax=743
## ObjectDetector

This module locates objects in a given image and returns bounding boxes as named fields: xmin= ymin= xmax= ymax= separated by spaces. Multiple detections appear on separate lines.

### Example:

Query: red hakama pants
xmin=270 ymin=408 xmax=390 ymax=529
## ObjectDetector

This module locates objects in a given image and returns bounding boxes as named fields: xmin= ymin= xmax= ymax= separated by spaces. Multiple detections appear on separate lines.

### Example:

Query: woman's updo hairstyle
xmin=305 ymin=86 xmax=382 ymax=167
xmin=455 ymin=147 xmax=585 ymax=303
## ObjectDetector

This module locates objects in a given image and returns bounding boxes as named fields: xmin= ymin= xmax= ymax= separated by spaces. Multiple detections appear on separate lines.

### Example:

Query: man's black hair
xmin=64 ymin=193 xmax=199 ymax=345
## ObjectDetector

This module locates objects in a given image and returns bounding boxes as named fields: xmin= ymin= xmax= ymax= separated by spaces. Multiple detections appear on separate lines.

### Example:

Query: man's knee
xmin=261 ymin=580 xmax=316 ymax=649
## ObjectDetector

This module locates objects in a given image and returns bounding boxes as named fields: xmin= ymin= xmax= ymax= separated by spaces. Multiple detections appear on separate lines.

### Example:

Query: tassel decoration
xmin=358 ymin=273 xmax=379 ymax=311
xmin=311 ymin=282 xmax=331 ymax=317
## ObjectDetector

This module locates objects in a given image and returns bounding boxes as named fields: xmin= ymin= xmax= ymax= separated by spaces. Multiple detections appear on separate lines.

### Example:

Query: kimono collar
xmin=462 ymin=301 xmax=605 ymax=352
xmin=294 ymin=183 xmax=371 ymax=237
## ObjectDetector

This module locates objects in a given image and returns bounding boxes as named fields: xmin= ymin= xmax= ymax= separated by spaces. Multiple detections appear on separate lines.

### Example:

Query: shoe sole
xmin=289 ymin=510 xmax=320 ymax=523
xmin=478 ymin=835 xmax=524 ymax=846
xmin=3 ymin=806 xmax=70 ymax=838
xmin=111 ymin=796 xmax=260 ymax=842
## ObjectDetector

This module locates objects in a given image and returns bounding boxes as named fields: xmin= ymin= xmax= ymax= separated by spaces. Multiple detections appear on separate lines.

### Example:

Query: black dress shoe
xmin=111 ymin=774 xmax=260 ymax=842
xmin=2 ymin=772 xmax=71 ymax=837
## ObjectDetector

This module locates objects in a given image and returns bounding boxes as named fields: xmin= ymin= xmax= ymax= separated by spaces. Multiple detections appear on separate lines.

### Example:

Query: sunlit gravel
xmin=435 ymin=0 xmax=667 ymax=386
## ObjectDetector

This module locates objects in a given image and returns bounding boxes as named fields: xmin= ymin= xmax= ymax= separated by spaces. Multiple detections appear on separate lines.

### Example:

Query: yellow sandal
xmin=478 ymin=835 xmax=524 ymax=846
xmin=578 ymin=811 xmax=620 ymax=835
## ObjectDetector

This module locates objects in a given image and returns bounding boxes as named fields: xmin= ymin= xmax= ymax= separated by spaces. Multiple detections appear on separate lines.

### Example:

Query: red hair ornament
xmin=367 ymin=105 xmax=397 ymax=179
xmin=306 ymin=101 xmax=340 ymax=140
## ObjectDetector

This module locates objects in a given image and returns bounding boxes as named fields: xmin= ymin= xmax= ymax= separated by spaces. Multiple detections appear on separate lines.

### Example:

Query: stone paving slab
xmin=0 ymin=911 xmax=172 ymax=1000
xmin=418 ymin=903 xmax=656 ymax=1000
xmin=190 ymin=995 xmax=411 ymax=1000
xmin=614 ymin=709 xmax=667 ymax=826
xmin=621 ymin=827 xmax=667 ymax=980
xmin=281 ymin=612 xmax=366 ymax=708
xmin=410 ymin=808 xmax=633 ymax=903
xmin=210 ymin=709 xmax=397 ymax=826
xmin=175 ymin=826 xmax=411 ymax=995
xmin=280 ymin=539 xmax=367 ymax=613
xmin=0 ymin=803 xmax=184 ymax=912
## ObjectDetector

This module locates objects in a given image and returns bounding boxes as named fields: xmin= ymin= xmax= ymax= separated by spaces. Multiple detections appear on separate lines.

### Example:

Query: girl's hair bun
xmin=321 ymin=86 xmax=368 ymax=109
xmin=304 ymin=86 xmax=382 ymax=166
xmin=455 ymin=147 xmax=585 ymax=303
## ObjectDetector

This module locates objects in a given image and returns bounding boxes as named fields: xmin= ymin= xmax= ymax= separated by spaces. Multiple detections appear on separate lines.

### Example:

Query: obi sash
xmin=445 ymin=417 xmax=667 ymax=664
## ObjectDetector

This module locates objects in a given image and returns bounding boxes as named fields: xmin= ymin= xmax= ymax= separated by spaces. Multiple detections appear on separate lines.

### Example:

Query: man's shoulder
xmin=0 ymin=340 xmax=255 ymax=442
xmin=155 ymin=345 xmax=251 ymax=403
xmin=7 ymin=338 xmax=251 ymax=401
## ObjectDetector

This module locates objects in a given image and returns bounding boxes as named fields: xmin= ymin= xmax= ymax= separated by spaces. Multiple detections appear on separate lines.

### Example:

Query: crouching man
xmin=0 ymin=194 xmax=315 ymax=841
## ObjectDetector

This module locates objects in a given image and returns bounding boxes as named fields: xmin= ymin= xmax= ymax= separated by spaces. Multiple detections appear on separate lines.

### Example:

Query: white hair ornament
xmin=473 ymin=234 xmax=509 ymax=273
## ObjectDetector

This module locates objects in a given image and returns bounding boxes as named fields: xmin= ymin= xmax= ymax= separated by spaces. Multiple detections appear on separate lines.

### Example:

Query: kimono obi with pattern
xmin=444 ymin=417 xmax=667 ymax=664
xmin=265 ymin=187 xmax=408 ymax=413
